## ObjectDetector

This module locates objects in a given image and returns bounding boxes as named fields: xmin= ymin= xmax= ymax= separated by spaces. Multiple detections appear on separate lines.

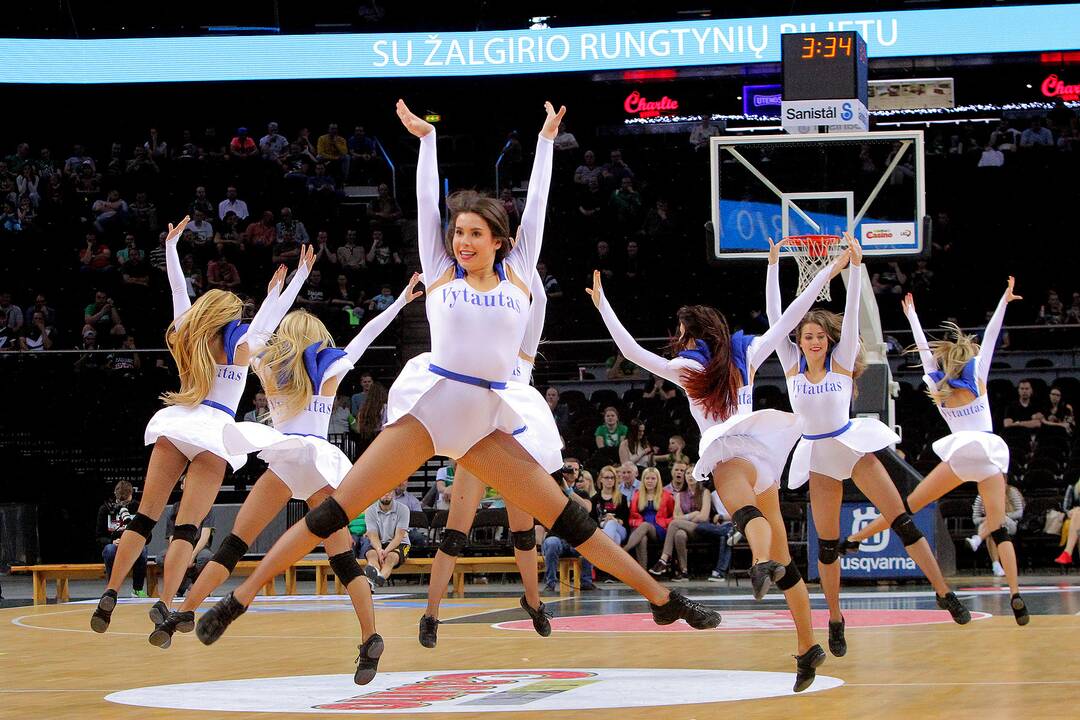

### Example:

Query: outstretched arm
xmin=833 ymin=239 xmax=864 ymax=373
xmin=765 ymin=237 xmax=799 ymax=372
xmin=747 ymin=248 xmax=850 ymax=371
xmin=164 ymin=217 xmax=192 ymax=326
xmin=901 ymin=293 xmax=937 ymax=375
xmin=342 ymin=273 xmax=423 ymax=364
xmin=587 ymin=270 xmax=695 ymax=386
xmin=397 ymin=100 xmax=452 ymax=282
xmin=245 ymin=246 xmax=314 ymax=354
xmin=507 ymin=102 xmax=564 ymax=280
xmin=520 ymin=270 xmax=548 ymax=361
xmin=977 ymin=276 xmax=1020 ymax=383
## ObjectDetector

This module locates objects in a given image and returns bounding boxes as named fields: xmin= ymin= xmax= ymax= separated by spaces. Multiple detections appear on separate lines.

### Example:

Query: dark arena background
xmin=1 ymin=2 xmax=1079 ymax=718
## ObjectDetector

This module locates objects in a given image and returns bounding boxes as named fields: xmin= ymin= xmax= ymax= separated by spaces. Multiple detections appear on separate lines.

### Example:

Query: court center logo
xmin=106 ymin=668 xmax=843 ymax=713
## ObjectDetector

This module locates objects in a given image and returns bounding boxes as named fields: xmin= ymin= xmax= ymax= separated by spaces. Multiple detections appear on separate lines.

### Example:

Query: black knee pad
xmin=549 ymin=499 xmax=598 ymax=547
xmin=511 ymin=529 xmax=536 ymax=551
xmin=990 ymin=526 xmax=1012 ymax=545
xmin=775 ymin=560 xmax=802 ymax=591
xmin=890 ymin=512 xmax=923 ymax=546
xmin=329 ymin=551 xmax=364 ymax=586
xmin=439 ymin=528 xmax=468 ymax=557
xmin=172 ymin=523 xmax=199 ymax=548
xmin=902 ymin=496 xmax=913 ymax=515
xmin=818 ymin=538 xmax=840 ymax=565
xmin=211 ymin=533 xmax=249 ymax=572
xmin=732 ymin=505 xmax=763 ymax=534
xmin=127 ymin=512 xmax=156 ymax=542
xmin=304 ymin=496 xmax=349 ymax=539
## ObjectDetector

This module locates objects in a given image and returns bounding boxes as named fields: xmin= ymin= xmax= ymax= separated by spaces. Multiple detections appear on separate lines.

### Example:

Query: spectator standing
xmin=96 ymin=481 xmax=148 ymax=598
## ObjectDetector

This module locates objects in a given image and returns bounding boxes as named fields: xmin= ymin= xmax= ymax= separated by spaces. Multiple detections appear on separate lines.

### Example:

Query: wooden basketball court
xmin=2 ymin=582 xmax=1078 ymax=718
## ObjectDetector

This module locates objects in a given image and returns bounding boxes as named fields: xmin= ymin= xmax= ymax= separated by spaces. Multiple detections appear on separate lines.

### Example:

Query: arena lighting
xmin=529 ymin=16 xmax=551 ymax=30
xmin=622 ymin=68 xmax=678 ymax=81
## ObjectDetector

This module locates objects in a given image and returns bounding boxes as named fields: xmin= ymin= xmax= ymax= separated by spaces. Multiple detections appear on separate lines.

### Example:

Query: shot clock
xmin=781 ymin=31 xmax=869 ymax=133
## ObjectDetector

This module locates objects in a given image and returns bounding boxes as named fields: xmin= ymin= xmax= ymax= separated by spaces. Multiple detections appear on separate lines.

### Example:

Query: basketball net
xmin=785 ymin=234 xmax=846 ymax=301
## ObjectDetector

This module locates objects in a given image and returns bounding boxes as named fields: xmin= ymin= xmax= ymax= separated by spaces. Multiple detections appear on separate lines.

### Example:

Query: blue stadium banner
xmin=2 ymin=4 xmax=1080 ymax=83
xmin=807 ymin=502 xmax=937 ymax=580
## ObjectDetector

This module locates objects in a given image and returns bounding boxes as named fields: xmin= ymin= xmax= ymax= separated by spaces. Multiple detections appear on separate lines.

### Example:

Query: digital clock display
xmin=782 ymin=31 xmax=868 ymax=103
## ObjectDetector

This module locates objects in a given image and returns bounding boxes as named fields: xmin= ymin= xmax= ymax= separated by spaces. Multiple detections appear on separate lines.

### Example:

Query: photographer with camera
xmin=540 ymin=458 xmax=596 ymax=593
xmin=83 ymin=289 xmax=126 ymax=341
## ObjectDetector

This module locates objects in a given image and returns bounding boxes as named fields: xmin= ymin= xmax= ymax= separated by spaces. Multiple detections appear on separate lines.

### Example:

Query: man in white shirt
xmin=186 ymin=210 xmax=215 ymax=243
xmin=218 ymin=186 xmax=249 ymax=221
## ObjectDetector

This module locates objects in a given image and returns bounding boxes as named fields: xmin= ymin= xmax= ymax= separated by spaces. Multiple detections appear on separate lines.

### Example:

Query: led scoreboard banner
xmin=781 ymin=31 xmax=869 ymax=133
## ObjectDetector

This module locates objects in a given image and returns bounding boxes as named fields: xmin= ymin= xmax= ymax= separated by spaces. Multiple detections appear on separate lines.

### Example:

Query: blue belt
xmin=802 ymin=420 xmax=852 ymax=441
xmin=201 ymin=399 xmax=237 ymax=418
xmin=512 ymin=425 xmax=527 ymax=436
xmin=429 ymin=363 xmax=508 ymax=390
xmin=284 ymin=432 xmax=327 ymax=439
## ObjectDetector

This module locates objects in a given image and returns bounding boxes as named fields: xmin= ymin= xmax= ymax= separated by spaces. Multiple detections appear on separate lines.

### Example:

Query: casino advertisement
xmin=807 ymin=503 xmax=938 ymax=580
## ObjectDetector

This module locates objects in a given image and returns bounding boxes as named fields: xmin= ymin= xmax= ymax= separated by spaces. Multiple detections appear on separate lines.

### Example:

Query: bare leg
xmin=317 ymin=490 xmax=377 ymax=642
xmin=987 ymin=538 xmax=999 ymax=563
xmin=848 ymin=461 xmax=965 ymax=543
xmin=105 ymin=439 xmax=188 ymax=592
xmin=660 ymin=518 xmax=698 ymax=564
xmin=459 ymin=432 xmax=671 ymax=605
xmin=158 ymin=451 xmax=227 ymax=609
xmin=1064 ymin=508 xmax=1080 ymax=555
xmin=808 ymin=472 xmax=844 ymax=624
xmin=381 ymin=551 xmax=401 ymax=581
xmin=179 ymin=471 xmax=292 ymax=612
xmin=851 ymin=454 xmax=953 ymax=597
xmin=506 ymin=504 xmax=542 ymax=610
xmin=424 ymin=469 xmax=486 ymax=617
xmin=712 ymin=459 xmax=772 ymax=563
xmin=979 ymin=473 xmax=1020 ymax=596
xmin=229 ymin=417 xmax=435 ymax=608
xmin=758 ymin=486 xmax=816 ymax=655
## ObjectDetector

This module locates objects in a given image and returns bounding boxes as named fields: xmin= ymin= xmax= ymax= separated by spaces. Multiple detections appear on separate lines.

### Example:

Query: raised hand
xmin=540 ymin=101 xmax=567 ymax=140
xmin=767 ymin=236 xmax=789 ymax=265
xmin=400 ymin=272 xmax=425 ymax=304
xmin=1005 ymin=276 xmax=1022 ymax=303
xmin=268 ymin=264 xmax=287 ymax=294
xmin=844 ymin=232 xmax=863 ymax=266
xmin=901 ymin=292 xmax=915 ymax=314
xmin=166 ymin=216 xmax=191 ymax=243
xmin=829 ymin=248 xmax=853 ymax=281
xmin=300 ymin=244 xmax=316 ymax=272
xmin=585 ymin=269 xmax=604 ymax=309
xmin=396 ymin=99 xmax=434 ymax=138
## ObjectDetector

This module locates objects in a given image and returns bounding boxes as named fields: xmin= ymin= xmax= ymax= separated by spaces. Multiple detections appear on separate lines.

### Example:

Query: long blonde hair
xmin=162 ymin=289 xmax=243 ymax=407
xmin=255 ymin=310 xmax=335 ymax=422
xmin=637 ymin=467 xmax=665 ymax=512
xmin=598 ymin=465 xmax=622 ymax=508
xmin=921 ymin=322 xmax=980 ymax=406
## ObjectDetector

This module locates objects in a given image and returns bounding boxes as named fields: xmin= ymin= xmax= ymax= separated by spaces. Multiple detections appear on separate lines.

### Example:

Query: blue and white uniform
xmin=385 ymin=130 xmax=562 ymax=471
xmin=223 ymin=286 xmax=414 ymax=499
xmin=767 ymin=263 xmax=899 ymax=489
xmin=143 ymin=233 xmax=308 ymax=470
xmin=595 ymin=261 xmax=837 ymax=495
xmin=906 ymin=292 xmax=1010 ymax=482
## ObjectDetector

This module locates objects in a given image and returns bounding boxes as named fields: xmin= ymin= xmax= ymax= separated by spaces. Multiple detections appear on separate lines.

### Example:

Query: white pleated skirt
xmin=788 ymin=418 xmax=900 ymax=489
xmin=223 ymin=422 xmax=352 ymax=500
xmin=388 ymin=353 xmax=563 ymax=472
xmin=694 ymin=409 xmax=803 ymax=494
xmin=144 ymin=404 xmax=247 ymax=471
xmin=932 ymin=431 xmax=1010 ymax=483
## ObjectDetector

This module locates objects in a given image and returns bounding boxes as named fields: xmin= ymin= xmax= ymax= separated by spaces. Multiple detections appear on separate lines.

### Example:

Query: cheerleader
xmin=845 ymin=281 xmax=1028 ymax=625
xmin=417 ymin=269 xmax=554 ymax=649
xmin=90 ymin=217 xmax=307 ymax=634
xmin=766 ymin=236 xmax=971 ymax=659
xmin=587 ymin=250 xmax=851 ymax=692
xmin=195 ymin=100 xmax=719 ymax=647
xmin=151 ymin=273 xmax=422 ymax=683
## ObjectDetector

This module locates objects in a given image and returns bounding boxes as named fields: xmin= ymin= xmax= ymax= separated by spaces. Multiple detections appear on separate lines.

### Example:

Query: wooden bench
xmin=10 ymin=560 xmax=280 ymax=606
xmin=286 ymin=555 xmax=584 ymax=596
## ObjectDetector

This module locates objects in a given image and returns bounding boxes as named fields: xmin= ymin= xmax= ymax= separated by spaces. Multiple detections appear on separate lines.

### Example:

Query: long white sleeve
xmin=506 ymin=135 xmax=554 ymax=281
xmin=165 ymin=237 xmax=191 ymax=327
xmin=747 ymin=260 xmax=834 ymax=371
xmin=520 ymin=271 xmax=548 ymax=359
xmin=833 ymin=265 xmax=863 ymax=372
xmin=342 ymin=284 xmax=411 ymax=365
xmin=597 ymin=292 xmax=698 ymax=386
xmin=416 ymin=132 xmax=453 ymax=282
xmin=765 ymin=261 xmax=800 ymax=372
xmin=245 ymin=262 xmax=310 ymax=354
xmin=904 ymin=303 xmax=938 ymax=375
xmin=977 ymin=291 xmax=1009 ymax=383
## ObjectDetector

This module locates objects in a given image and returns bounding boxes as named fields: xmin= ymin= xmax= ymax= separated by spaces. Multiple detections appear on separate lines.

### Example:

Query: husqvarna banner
xmin=807 ymin=502 xmax=938 ymax=580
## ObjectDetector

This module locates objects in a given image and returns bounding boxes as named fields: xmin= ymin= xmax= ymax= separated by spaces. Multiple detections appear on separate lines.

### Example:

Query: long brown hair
xmin=671 ymin=305 xmax=740 ymax=421
xmin=445 ymin=190 xmax=511 ymax=262
xmin=162 ymin=289 xmax=243 ymax=407
xmin=356 ymin=379 xmax=389 ymax=439
xmin=796 ymin=309 xmax=866 ymax=380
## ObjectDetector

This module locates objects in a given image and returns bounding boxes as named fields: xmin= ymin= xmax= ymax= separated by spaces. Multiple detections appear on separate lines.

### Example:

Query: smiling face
xmin=452 ymin=211 xmax=503 ymax=274
xmin=798 ymin=321 xmax=829 ymax=366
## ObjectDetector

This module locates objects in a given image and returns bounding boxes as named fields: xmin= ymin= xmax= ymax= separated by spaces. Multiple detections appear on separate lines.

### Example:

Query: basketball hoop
xmin=785 ymin=234 xmax=846 ymax=301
